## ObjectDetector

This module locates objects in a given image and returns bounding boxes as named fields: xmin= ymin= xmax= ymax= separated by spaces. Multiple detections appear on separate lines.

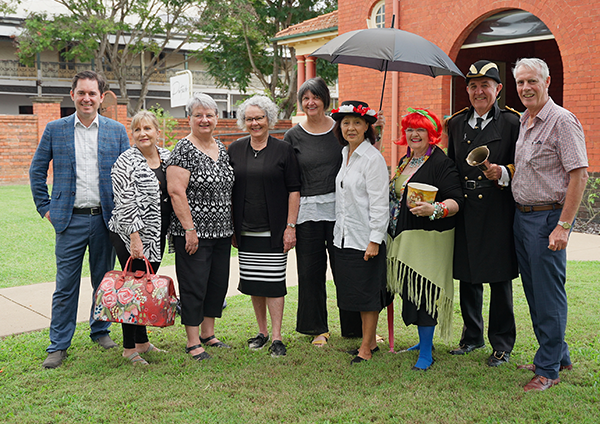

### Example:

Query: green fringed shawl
xmin=387 ymin=229 xmax=455 ymax=342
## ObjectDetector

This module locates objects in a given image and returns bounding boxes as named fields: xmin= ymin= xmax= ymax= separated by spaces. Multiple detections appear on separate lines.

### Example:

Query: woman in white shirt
xmin=331 ymin=100 xmax=390 ymax=365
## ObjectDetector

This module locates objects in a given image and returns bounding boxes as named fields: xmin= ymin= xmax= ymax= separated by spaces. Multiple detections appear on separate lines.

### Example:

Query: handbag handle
xmin=114 ymin=256 xmax=156 ymax=290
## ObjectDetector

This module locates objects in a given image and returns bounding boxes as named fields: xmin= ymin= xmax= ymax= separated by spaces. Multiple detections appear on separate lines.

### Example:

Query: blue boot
xmin=413 ymin=326 xmax=435 ymax=370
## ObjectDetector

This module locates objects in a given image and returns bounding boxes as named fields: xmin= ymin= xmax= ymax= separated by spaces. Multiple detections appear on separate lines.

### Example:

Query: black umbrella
xmin=311 ymin=25 xmax=464 ymax=109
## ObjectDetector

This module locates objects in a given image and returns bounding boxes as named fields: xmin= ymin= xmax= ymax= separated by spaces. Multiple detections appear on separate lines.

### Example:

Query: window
xmin=368 ymin=1 xmax=386 ymax=29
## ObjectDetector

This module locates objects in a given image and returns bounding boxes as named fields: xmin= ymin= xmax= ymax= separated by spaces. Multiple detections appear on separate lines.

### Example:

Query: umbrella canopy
xmin=311 ymin=27 xmax=464 ymax=78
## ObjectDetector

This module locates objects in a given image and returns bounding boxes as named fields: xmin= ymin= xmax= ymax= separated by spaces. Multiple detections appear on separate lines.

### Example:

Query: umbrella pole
xmin=379 ymin=14 xmax=396 ymax=111
xmin=387 ymin=301 xmax=395 ymax=353
xmin=379 ymin=62 xmax=389 ymax=111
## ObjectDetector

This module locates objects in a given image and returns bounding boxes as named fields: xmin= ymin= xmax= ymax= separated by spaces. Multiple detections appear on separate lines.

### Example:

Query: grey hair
xmin=513 ymin=58 xmax=550 ymax=81
xmin=237 ymin=95 xmax=279 ymax=130
xmin=186 ymin=93 xmax=219 ymax=116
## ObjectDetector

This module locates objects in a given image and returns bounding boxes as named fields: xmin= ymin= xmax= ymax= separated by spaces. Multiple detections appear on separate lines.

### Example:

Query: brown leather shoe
xmin=517 ymin=363 xmax=573 ymax=372
xmin=524 ymin=375 xmax=560 ymax=392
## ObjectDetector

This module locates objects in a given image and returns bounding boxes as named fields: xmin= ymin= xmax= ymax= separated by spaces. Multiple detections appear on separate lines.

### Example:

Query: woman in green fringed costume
xmin=387 ymin=108 xmax=463 ymax=370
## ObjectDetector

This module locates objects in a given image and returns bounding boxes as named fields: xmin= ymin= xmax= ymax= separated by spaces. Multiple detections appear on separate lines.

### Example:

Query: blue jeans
xmin=513 ymin=209 xmax=571 ymax=379
xmin=48 ymin=213 xmax=115 ymax=352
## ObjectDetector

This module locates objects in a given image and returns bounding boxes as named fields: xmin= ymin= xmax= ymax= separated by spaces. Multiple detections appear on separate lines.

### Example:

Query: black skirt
xmin=333 ymin=243 xmax=387 ymax=312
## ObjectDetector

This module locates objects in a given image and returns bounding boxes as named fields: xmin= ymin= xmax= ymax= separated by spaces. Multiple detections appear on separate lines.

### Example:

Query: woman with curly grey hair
xmin=228 ymin=95 xmax=301 ymax=357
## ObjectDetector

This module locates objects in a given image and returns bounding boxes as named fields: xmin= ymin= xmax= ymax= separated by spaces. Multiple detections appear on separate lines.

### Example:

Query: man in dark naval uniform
xmin=446 ymin=60 xmax=520 ymax=366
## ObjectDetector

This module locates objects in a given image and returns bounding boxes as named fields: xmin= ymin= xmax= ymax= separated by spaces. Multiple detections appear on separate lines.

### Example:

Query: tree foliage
xmin=0 ymin=0 xmax=19 ymax=15
xmin=199 ymin=0 xmax=336 ymax=118
xmin=17 ymin=0 xmax=207 ymax=115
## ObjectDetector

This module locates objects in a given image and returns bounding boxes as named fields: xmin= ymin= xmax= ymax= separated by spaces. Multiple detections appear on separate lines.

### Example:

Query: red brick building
xmin=280 ymin=1 xmax=600 ymax=172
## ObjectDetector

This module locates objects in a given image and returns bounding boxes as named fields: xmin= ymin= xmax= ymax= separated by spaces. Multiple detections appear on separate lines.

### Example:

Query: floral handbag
xmin=93 ymin=257 xmax=178 ymax=327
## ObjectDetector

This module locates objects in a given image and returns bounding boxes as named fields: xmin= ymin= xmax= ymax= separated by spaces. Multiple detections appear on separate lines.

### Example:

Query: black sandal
xmin=185 ymin=344 xmax=211 ymax=361
xmin=200 ymin=335 xmax=231 ymax=348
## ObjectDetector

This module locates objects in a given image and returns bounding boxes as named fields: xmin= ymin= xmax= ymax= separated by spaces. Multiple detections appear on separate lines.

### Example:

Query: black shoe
xmin=247 ymin=333 xmax=269 ymax=350
xmin=200 ymin=335 xmax=231 ymax=348
xmin=346 ymin=346 xmax=380 ymax=356
xmin=350 ymin=355 xmax=368 ymax=365
xmin=487 ymin=351 xmax=510 ymax=367
xmin=269 ymin=340 xmax=287 ymax=357
xmin=185 ymin=344 xmax=211 ymax=361
xmin=449 ymin=343 xmax=485 ymax=355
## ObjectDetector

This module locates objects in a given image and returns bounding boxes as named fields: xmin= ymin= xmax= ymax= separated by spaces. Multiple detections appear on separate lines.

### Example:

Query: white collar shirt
xmin=468 ymin=109 xmax=493 ymax=130
xmin=73 ymin=113 xmax=101 ymax=208
xmin=333 ymin=140 xmax=389 ymax=251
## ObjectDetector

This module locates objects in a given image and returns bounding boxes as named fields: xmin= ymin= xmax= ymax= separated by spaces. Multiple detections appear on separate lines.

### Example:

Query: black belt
xmin=516 ymin=203 xmax=562 ymax=213
xmin=463 ymin=180 xmax=496 ymax=190
xmin=73 ymin=207 xmax=102 ymax=215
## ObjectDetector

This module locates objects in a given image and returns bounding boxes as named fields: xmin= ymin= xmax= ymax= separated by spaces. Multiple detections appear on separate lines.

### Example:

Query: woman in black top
xmin=283 ymin=78 xmax=363 ymax=346
xmin=228 ymin=95 xmax=301 ymax=357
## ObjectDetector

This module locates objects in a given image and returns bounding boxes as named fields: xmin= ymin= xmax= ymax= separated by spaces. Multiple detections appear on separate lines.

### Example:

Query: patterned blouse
xmin=167 ymin=138 xmax=234 ymax=240
xmin=108 ymin=145 xmax=171 ymax=262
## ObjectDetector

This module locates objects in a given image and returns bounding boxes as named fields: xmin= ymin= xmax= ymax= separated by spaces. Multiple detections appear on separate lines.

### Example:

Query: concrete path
xmin=0 ymin=234 xmax=597 ymax=338
xmin=0 ymin=250 xmax=329 ymax=338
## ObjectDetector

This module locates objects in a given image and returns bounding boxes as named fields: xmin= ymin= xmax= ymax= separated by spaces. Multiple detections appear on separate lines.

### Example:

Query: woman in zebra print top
xmin=108 ymin=110 xmax=172 ymax=365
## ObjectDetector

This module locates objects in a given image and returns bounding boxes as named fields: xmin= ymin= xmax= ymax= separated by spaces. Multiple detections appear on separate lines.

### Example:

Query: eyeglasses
xmin=405 ymin=128 xmax=428 ymax=134
xmin=245 ymin=115 xmax=266 ymax=124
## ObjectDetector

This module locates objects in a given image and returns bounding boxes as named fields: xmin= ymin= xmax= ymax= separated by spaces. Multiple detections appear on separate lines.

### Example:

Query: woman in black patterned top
xmin=167 ymin=94 xmax=234 ymax=362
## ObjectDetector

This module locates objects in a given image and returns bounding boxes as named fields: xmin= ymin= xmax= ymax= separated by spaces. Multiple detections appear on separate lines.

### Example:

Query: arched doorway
xmin=452 ymin=10 xmax=563 ymax=113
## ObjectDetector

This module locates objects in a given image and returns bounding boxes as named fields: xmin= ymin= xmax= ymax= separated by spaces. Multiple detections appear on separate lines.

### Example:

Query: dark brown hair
xmin=71 ymin=70 xmax=107 ymax=94
xmin=333 ymin=117 xmax=377 ymax=146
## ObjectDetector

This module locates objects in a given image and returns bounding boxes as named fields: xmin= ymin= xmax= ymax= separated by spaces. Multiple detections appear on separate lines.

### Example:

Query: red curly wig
xmin=395 ymin=108 xmax=442 ymax=146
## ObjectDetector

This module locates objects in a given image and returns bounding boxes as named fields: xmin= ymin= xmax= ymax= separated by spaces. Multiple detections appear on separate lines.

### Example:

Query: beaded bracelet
xmin=429 ymin=202 xmax=448 ymax=221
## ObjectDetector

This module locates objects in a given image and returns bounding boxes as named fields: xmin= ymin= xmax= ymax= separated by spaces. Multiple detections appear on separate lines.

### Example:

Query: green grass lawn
xmin=0 ymin=185 xmax=238 ymax=288
xmin=1 ymin=273 xmax=599 ymax=423
xmin=1 ymin=185 xmax=599 ymax=423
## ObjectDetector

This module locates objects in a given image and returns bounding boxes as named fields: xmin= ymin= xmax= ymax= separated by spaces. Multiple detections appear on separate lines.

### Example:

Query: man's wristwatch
xmin=287 ymin=223 xmax=296 ymax=228
xmin=557 ymin=220 xmax=572 ymax=230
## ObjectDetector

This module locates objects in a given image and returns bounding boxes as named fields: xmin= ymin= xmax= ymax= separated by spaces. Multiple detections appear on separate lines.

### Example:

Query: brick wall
xmin=0 ymin=115 xmax=39 ymax=184
xmin=338 ymin=0 xmax=600 ymax=171
xmin=0 ymin=112 xmax=292 ymax=185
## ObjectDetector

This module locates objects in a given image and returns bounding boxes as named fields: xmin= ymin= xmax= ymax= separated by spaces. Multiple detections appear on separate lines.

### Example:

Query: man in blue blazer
xmin=29 ymin=71 xmax=130 ymax=368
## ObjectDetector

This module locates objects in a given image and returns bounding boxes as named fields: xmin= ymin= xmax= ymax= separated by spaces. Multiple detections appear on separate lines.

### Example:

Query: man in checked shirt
xmin=511 ymin=58 xmax=588 ymax=392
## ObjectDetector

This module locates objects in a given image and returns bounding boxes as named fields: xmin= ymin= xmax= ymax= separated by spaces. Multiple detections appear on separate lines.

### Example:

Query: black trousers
xmin=294 ymin=221 xmax=362 ymax=337
xmin=174 ymin=236 xmax=230 ymax=326
xmin=458 ymin=280 xmax=516 ymax=352
xmin=109 ymin=232 xmax=162 ymax=349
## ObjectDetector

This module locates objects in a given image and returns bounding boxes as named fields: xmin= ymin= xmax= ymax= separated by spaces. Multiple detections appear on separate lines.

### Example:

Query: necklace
xmin=250 ymin=140 xmax=267 ymax=158
xmin=408 ymin=155 xmax=425 ymax=168
xmin=251 ymin=147 xmax=261 ymax=158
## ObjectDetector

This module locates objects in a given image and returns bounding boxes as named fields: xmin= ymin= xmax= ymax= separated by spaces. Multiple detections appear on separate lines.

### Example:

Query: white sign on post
xmin=170 ymin=70 xmax=193 ymax=108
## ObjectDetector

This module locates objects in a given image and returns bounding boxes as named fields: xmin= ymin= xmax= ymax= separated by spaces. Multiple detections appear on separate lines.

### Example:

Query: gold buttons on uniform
xmin=478 ymin=176 xmax=482 ymax=180
xmin=467 ymin=140 xmax=471 ymax=144
xmin=464 ymin=176 xmax=468 ymax=180
xmin=464 ymin=194 xmax=468 ymax=198
xmin=478 ymin=194 xmax=483 ymax=199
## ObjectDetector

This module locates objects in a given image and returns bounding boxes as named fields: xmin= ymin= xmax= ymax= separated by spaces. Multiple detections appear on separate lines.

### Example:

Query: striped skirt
xmin=238 ymin=233 xmax=288 ymax=297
